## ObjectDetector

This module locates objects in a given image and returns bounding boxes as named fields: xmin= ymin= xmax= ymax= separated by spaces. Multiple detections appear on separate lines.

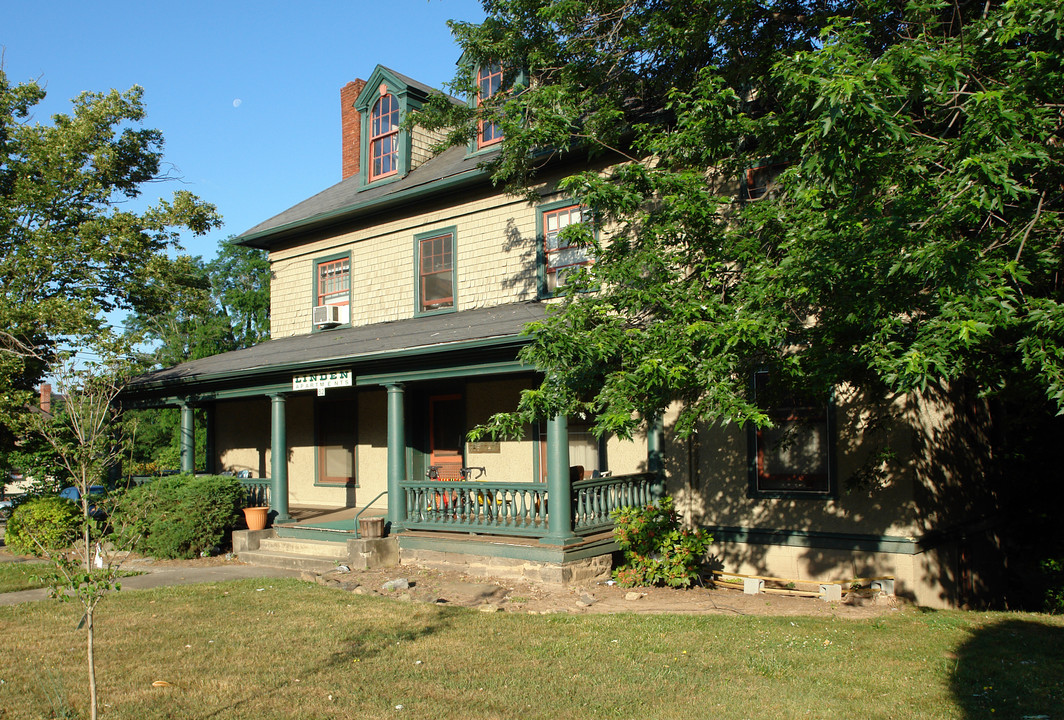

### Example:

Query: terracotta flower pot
xmin=243 ymin=506 xmax=269 ymax=531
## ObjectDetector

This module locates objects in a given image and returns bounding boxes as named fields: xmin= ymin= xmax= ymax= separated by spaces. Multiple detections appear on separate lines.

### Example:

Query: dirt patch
xmin=302 ymin=563 xmax=899 ymax=619
xmin=0 ymin=545 xmax=898 ymax=618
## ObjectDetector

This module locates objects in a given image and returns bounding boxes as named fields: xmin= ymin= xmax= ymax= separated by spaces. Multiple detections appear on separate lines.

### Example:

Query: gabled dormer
xmin=457 ymin=53 xmax=526 ymax=158
xmin=341 ymin=65 xmax=450 ymax=189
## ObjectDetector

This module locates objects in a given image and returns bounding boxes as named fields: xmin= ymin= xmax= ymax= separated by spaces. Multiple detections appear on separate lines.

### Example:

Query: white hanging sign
xmin=293 ymin=369 xmax=352 ymax=396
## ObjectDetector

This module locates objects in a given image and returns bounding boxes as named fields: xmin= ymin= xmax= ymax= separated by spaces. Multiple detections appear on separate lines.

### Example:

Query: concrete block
xmin=819 ymin=583 xmax=843 ymax=602
xmin=871 ymin=579 xmax=895 ymax=596
xmin=743 ymin=578 xmax=764 ymax=595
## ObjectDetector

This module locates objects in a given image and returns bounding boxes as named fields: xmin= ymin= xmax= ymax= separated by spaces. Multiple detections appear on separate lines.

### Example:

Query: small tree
xmin=19 ymin=352 xmax=139 ymax=720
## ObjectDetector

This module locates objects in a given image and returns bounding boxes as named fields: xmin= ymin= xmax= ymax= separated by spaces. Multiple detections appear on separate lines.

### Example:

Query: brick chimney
xmin=40 ymin=383 xmax=51 ymax=414
xmin=341 ymin=79 xmax=367 ymax=180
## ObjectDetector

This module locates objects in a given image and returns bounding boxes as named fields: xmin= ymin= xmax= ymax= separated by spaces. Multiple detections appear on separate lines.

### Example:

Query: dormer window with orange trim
xmin=476 ymin=62 xmax=504 ymax=150
xmin=370 ymin=90 xmax=400 ymax=181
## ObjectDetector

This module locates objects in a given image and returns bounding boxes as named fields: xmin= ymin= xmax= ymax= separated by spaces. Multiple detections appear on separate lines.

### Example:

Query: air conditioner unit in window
xmin=312 ymin=305 xmax=341 ymax=327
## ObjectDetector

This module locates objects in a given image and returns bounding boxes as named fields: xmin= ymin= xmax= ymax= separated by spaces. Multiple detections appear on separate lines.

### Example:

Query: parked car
xmin=0 ymin=498 xmax=11 ymax=521
xmin=59 ymin=485 xmax=108 ymax=519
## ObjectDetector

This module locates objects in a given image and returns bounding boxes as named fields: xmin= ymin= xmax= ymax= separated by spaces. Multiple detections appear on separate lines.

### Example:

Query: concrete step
xmin=257 ymin=536 xmax=350 ymax=560
xmin=238 ymin=549 xmax=344 ymax=574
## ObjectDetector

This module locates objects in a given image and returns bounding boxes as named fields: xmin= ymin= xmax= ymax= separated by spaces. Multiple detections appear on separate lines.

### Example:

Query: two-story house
xmin=123 ymin=64 xmax=1000 ymax=607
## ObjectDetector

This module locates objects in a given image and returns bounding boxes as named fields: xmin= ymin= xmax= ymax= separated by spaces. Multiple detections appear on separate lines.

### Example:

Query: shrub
xmin=110 ymin=474 xmax=244 ymax=559
xmin=610 ymin=496 xmax=711 ymax=588
xmin=1042 ymin=558 xmax=1064 ymax=614
xmin=5 ymin=496 xmax=81 ymax=556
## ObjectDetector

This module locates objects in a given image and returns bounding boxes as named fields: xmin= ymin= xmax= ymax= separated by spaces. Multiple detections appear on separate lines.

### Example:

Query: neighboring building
xmin=122 ymin=64 xmax=998 ymax=607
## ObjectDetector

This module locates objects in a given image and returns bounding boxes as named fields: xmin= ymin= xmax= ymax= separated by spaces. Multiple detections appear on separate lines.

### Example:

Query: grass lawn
xmin=0 ymin=561 xmax=55 ymax=593
xmin=0 ymin=578 xmax=1061 ymax=719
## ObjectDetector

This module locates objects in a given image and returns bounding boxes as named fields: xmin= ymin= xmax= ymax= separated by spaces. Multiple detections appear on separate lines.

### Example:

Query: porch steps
xmin=240 ymin=536 xmax=350 ymax=573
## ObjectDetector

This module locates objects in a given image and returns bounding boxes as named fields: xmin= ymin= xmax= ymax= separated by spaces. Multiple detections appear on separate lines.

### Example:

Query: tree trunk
xmin=87 ymin=604 xmax=97 ymax=720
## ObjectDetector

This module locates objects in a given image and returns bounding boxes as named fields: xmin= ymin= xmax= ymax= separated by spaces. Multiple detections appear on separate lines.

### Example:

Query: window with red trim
xmin=370 ymin=93 xmax=399 ymax=180
xmin=476 ymin=63 xmax=504 ymax=149
xmin=419 ymin=232 xmax=454 ymax=312
xmin=750 ymin=371 xmax=833 ymax=495
xmin=317 ymin=258 xmax=350 ymax=306
xmin=543 ymin=204 xmax=590 ymax=292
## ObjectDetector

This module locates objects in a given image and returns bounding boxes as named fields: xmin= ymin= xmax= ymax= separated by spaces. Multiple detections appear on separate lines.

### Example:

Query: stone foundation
xmin=399 ymin=547 xmax=613 ymax=586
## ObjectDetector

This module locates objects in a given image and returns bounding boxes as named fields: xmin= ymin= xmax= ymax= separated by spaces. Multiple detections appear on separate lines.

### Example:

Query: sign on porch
xmin=293 ymin=370 xmax=352 ymax=396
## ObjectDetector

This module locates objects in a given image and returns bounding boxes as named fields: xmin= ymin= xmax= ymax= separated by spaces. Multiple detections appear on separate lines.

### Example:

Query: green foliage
xmin=0 ymin=70 xmax=221 ymax=467
xmin=1041 ymin=558 xmax=1064 ymax=614
xmin=111 ymin=474 xmax=244 ymax=559
xmin=611 ymin=497 xmax=711 ymax=588
xmin=5 ymin=496 xmax=81 ymax=556
xmin=422 ymin=0 xmax=1064 ymax=441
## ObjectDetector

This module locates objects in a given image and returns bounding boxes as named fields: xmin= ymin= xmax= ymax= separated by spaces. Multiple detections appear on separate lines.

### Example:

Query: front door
xmin=428 ymin=393 xmax=464 ymax=480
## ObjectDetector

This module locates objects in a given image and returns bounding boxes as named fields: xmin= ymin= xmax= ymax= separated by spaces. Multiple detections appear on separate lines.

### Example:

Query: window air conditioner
xmin=312 ymin=305 xmax=341 ymax=326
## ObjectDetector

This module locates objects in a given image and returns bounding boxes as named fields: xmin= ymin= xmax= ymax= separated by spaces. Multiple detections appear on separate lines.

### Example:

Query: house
xmin=121 ymin=64 xmax=999 ymax=608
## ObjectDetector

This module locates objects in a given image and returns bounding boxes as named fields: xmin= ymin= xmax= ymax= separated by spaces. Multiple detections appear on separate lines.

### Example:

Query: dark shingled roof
xmin=127 ymin=301 xmax=546 ymax=392
xmin=238 ymin=66 xmax=490 ymax=249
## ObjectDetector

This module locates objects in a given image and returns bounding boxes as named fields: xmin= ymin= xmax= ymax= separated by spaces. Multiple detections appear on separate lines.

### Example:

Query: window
xmin=417 ymin=230 xmax=455 ymax=313
xmin=541 ymin=203 xmax=591 ymax=294
xmin=748 ymin=371 xmax=834 ymax=497
xmin=476 ymin=62 xmax=504 ymax=149
xmin=745 ymin=161 xmax=786 ymax=200
xmin=369 ymin=91 xmax=399 ymax=181
xmin=317 ymin=258 xmax=350 ymax=307
xmin=538 ymin=419 xmax=605 ymax=483
xmin=317 ymin=396 xmax=356 ymax=486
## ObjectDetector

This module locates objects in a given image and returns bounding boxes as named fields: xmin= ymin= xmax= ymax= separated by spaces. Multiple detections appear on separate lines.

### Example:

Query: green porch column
xmin=385 ymin=383 xmax=407 ymax=530
xmin=269 ymin=393 xmax=291 ymax=523
xmin=540 ymin=413 xmax=579 ymax=546
xmin=179 ymin=401 xmax=195 ymax=474
xmin=647 ymin=414 xmax=666 ymax=500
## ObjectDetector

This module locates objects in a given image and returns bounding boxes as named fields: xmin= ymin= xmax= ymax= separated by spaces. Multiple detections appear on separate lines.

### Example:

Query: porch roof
xmin=124 ymin=301 xmax=546 ymax=399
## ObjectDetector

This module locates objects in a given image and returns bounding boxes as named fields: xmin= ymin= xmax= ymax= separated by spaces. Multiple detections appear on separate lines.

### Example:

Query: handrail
xmin=353 ymin=490 xmax=388 ymax=537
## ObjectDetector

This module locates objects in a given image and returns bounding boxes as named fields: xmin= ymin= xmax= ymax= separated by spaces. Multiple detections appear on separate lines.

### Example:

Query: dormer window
xmin=370 ymin=90 xmax=400 ymax=181
xmin=476 ymin=62 xmax=504 ymax=149
xmin=354 ymin=66 xmax=433 ymax=187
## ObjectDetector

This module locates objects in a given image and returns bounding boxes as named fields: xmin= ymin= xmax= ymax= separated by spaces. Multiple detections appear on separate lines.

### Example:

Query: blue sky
xmin=3 ymin=0 xmax=486 ymax=262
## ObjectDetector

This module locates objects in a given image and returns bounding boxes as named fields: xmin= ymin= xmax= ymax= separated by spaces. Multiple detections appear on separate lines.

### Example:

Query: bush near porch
xmin=111 ymin=474 xmax=244 ymax=559
xmin=611 ymin=496 xmax=711 ymax=588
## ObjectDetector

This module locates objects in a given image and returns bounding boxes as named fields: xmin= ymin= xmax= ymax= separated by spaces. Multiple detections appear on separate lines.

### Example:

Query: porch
xmin=235 ymin=471 xmax=661 ymax=583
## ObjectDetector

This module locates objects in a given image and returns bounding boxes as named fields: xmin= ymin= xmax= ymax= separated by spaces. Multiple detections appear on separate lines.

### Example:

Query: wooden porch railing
xmin=571 ymin=473 xmax=657 ymax=534
xmin=400 ymin=472 xmax=658 ymax=538
xmin=239 ymin=478 xmax=271 ymax=508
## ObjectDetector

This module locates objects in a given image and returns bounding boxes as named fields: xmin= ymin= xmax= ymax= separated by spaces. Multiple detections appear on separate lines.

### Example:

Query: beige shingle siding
xmin=410 ymin=124 xmax=449 ymax=171
xmin=267 ymin=190 xmax=542 ymax=338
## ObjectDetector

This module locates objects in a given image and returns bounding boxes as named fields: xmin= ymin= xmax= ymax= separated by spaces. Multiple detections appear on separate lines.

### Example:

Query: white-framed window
xmin=540 ymin=202 xmax=591 ymax=294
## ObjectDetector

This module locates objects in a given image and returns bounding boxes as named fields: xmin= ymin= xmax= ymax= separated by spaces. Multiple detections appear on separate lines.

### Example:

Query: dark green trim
xmin=358 ymin=360 xmax=529 ymax=387
xmin=311 ymin=251 xmax=352 ymax=334
xmin=707 ymin=525 xmax=921 ymax=555
xmin=413 ymin=225 xmax=458 ymax=317
xmin=126 ymin=335 xmax=532 ymax=399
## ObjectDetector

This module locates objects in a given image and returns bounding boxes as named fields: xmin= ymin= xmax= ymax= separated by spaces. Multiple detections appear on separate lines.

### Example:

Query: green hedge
xmin=111 ymin=474 xmax=244 ymax=559
xmin=4 ymin=496 xmax=81 ymax=556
